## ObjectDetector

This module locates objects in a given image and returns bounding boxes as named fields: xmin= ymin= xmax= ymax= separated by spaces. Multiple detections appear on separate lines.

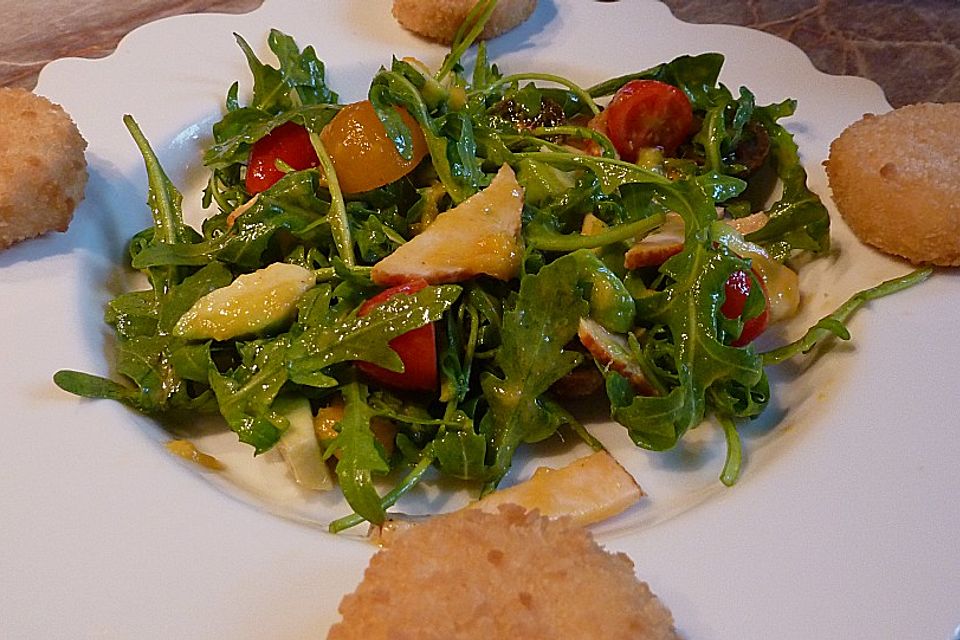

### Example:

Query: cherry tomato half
xmin=721 ymin=269 xmax=769 ymax=347
xmin=603 ymin=79 xmax=693 ymax=161
xmin=356 ymin=278 xmax=438 ymax=392
xmin=319 ymin=101 xmax=428 ymax=194
xmin=245 ymin=121 xmax=320 ymax=194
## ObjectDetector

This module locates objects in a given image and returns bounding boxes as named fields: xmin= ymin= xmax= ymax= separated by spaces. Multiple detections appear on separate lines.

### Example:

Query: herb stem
xmin=528 ymin=125 xmax=617 ymax=158
xmin=718 ymin=414 xmax=742 ymax=486
xmin=328 ymin=452 xmax=435 ymax=533
xmin=437 ymin=0 xmax=497 ymax=82
xmin=763 ymin=268 xmax=933 ymax=366
xmin=528 ymin=212 xmax=666 ymax=252
xmin=313 ymin=265 xmax=372 ymax=282
xmin=484 ymin=73 xmax=600 ymax=115
xmin=514 ymin=150 xmax=672 ymax=187
xmin=309 ymin=132 xmax=355 ymax=267
xmin=124 ymin=115 xmax=183 ymax=245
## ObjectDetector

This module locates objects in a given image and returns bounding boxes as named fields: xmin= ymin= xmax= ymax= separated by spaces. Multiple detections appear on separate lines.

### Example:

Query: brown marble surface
xmin=661 ymin=0 xmax=960 ymax=107
xmin=0 ymin=0 xmax=955 ymax=108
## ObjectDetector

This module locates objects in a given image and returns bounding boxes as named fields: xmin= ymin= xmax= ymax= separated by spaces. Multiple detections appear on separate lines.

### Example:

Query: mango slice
xmin=468 ymin=450 xmax=643 ymax=527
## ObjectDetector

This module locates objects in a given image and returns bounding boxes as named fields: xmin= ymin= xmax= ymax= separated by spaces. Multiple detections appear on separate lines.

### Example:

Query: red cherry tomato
xmin=356 ymin=278 xmax=438 ymax=392
xmin=721 ymin=269 xmax=769 ymax=347
xmin=245 ymin=121 xmax=320 ymax=194
xmin=603 ymin=79 xmax=693 ymax=161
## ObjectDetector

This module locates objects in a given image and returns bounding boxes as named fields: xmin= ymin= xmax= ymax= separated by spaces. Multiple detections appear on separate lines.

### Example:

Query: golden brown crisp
xmin=0 ymin=88 xmax=87 ymax=250
xmin=825 ymin=102 xmax=960 ymax=266
xmin=328 ymin=505 xmax=680 ymax=640
xmin=392 ymin=0 xmax=537 ymax=44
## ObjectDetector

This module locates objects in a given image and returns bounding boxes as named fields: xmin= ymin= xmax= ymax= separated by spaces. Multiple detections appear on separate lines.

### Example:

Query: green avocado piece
xmin=173 ymin=262 xmax=315 ymax=341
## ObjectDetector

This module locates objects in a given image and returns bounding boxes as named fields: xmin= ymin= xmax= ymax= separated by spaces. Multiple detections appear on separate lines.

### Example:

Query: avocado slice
xmin=173 ymin=262 xmax=315 ymax=341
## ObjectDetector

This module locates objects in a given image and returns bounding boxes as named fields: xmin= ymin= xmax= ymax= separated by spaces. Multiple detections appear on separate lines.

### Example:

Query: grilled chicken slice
xmin=578 ymin=317 xmax=657 ymax=396
xmin=623 ymin=210 xmax=770 ymax=270
xmin=371 ymin=164 xmax=524 ymax=286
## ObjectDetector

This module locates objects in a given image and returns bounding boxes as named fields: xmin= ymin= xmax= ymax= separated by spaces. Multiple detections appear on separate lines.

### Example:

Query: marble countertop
xmin=0 ymin=0 xmax=953 ymax=107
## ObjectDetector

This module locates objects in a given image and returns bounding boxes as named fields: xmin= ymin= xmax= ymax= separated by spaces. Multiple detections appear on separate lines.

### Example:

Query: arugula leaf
xmin=614 ymin=181 xmax=765 ymax=450
xmin=287 ymin=285 xmax=462 ymax=387
xmin=267 ymin=29 xmax=338 ymax=106
xmin=134 ymin=172 xmax=333 ymax=270
xmin=208 ymin=337 xmax=290 ymax=453
xmin=480 ymin=252 xmax=590 ymax=489
xmin=114 ymin=336 xmax=188 ymax=411
xmin=746 ymin=99 xmax=831 ymax=259
xmin=329 ymin=381 xmax=391 ymax=525
xmin=234 ymin=30 xmax=339 ymax=115
xmin=105 ymin=291 xmax=159 ymax=340
xmin=587 ymin=53 xmax=724 ymax=109
xmin=433 ymin=416 xmax=488 ymax=480
xmin=124 ymin=115 xmax=194 ymax=292
xmin=764 ymin=268 xmax=933 ymax=365
xmin=693 ymin=85 xmax=755 ymax=174
xmin=53 ymin=370 xmax=150 ymax=407
xmin=370 ymin=67 xmax=484 ymax=203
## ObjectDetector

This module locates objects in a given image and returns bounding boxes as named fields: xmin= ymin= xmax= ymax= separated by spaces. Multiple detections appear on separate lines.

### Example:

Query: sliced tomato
xmin=356 ymin=278 xmax=438 ymax=392
xmin=245 ymin=121 xmax=320 ymax=194
xmin=602 ymin=79 xmax=693 ymax=161
xmin=721 ymin=269 xmax=769 ymax=347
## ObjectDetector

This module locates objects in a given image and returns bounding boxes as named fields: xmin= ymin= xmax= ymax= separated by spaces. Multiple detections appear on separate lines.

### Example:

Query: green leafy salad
xmin=54 ymin=2 xmax=928 ymax=532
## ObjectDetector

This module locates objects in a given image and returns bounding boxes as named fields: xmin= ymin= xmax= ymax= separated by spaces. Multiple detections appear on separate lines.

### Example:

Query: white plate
xmin=3 ymin=0 xmax=958 ymax=637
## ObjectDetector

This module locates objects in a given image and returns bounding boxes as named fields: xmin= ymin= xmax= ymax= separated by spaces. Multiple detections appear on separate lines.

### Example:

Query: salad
xmin=54 ymin=1 xmax=927 ymax=532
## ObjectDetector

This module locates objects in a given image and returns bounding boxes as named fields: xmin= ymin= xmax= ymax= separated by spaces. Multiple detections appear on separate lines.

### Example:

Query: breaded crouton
xmin=329 ymin=505 xmax=680 ymax=640
xmin=0 ymin=88 xmax=87 ymax=249
xmin=826 ymin=102 xmax=960 ymax=266
xmin=392 ymin=0 xmax=537 ymax=44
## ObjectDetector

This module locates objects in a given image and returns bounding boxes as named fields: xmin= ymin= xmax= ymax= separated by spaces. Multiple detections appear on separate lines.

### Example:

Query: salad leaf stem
xmin=123 ymin=114 xmax=190 ymax=292
xmin=313 ymin=265 xmax=372 ymax=282
xmin=718 ymin=414 xmax=742 ymax=486
xmin=762 ymin=268 xmax=933 ymax=365
xmin=527 ymin=125 xmax=617 ymax=157
xmin=514 ymin=150 xmax=671 ymax=192
xmin=328 ymin=449 xmax=436 ymax=533
xmin=437 ymin=0 xmax=497 ymax=82
xmin=482 ymin=73 xmax=600 ymax=115
xmin=527 ymin=212 xmax=665 ymax=252
xmin=308 ymin=131 xmax=355 ymax=267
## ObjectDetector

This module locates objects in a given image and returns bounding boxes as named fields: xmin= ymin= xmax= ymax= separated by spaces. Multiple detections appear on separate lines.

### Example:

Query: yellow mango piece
xmin=166 ymin=439 xmax=224 ymax=471
xmin=313 ymin=399 xmax=396 ymax=459
xmin=369 ymin=452 xmax=644 ymax=546
xmin=173 ymin=262 xmax=315 ymax=341
xmin=371 ymin=164 xmax=524 ymax=286
xmin=467 ymin=450 xmax=643 ymax=526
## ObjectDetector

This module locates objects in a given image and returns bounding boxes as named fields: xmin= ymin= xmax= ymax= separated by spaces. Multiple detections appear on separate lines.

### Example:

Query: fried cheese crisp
xmin=328 ymin=505 xmax=680 ymax=640
xmin=826 ymin=102 xmax=960 ymax=266
xmin=0 ymin=88 xmax=87 ymax=250
xmin=392 ymin=0 xmax=537 ymax=44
